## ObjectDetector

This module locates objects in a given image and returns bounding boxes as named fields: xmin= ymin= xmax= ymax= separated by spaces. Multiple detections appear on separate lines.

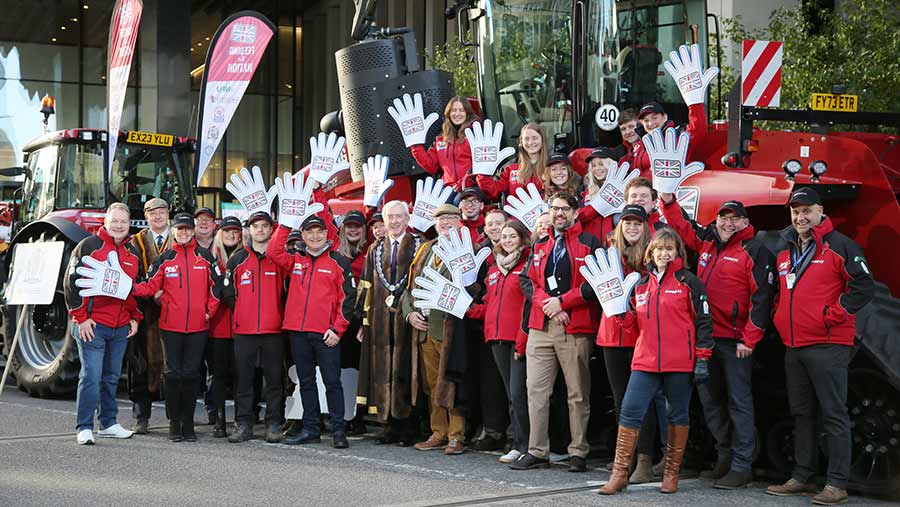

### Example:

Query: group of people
xmin=63 ymin=44 xmax=874 ymax=506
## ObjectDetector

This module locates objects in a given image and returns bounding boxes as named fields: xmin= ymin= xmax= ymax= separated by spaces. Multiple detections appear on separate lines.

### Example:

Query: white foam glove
xmin=579 ymin=247 xmax=641 ymax=317
xmin=464 ymin=119 xmax=516 ymax=177
xmin=409 ymin=176 xmax=453 ymax=232
xmin=274 ymin=171 xmax=325 ymax=230
xmin=411 ymin=266 xmax=473 ymax=319
xmin=503 ymin=183 xmax=548 ymax=231
xmin=589 ymin=161 xmax=640 ymax=217
xmin=74 ymin=251 xmax=134 ymax=300
xmin=387 ymin=93 xmax=440 ymax=148
xmin=225 ymin=165 xmax=277 ymax=215
xmin=308 ymin=132 xmax=348 ymax=185
xmin=362 ymin=154 xmax=394 ymax=208
xmin=643 ymin=128 xmax=705 ymax=194
xmin=433 ymin=227 xmax=490 ymax=287
xmin=663 ymin=43 xmax=719 ymax=107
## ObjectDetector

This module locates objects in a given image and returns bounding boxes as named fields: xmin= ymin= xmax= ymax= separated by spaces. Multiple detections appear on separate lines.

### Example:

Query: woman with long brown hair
xmin=476 ymin=123 xmax=547 ymax=202
xmin=542 ymin=153 xmax=582 ymax=198
xmin=410 ymin=96 xmax=479 ymax=192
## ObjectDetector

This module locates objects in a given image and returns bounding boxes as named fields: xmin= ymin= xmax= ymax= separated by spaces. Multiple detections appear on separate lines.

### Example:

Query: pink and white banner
xmin=195 ymin=12 xmax=275 ymax=186
xmin=107 ymin=0 xmax=142 ymax=177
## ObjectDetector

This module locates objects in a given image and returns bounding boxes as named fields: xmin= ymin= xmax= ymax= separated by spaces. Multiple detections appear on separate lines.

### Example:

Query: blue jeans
xmin=619 ymin=370 xmax=693 ymax=429
xmin=290 ymin=332 xmax=344 ymax=436
xmin=74 ymin=323 xmax=129 ymax=431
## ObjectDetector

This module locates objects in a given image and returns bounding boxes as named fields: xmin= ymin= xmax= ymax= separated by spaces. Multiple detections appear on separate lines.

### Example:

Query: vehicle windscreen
xmin=111 ymin=143 xmax=192 ymax=213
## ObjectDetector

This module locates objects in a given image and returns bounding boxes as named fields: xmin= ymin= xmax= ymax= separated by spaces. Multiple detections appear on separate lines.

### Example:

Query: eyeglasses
xmin=550 ymin=206 xmax=572 ymax=213
xmin=716 ymin=215 xmax=746 ymax=224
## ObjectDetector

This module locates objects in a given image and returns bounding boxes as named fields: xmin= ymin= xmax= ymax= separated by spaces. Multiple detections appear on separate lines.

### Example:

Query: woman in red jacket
xmin=410 ymin=96 xmax=478 ymax=192
xmin=467 ymin=220 xmax=532 ymax=464
xmin=577 ymin=147 xmax=617 ymax=245
xmin=206 ymin=216 xmax=243 ymax=438
xmin=476 ymin=123 xmax=547 ymax=202
xmin=542 ymin=154 xmax=582 ymax=198
xmin=600 ymin=228 xmax=713 ymax=495
xmin=133 ymin=212 xmax=222 ymax=443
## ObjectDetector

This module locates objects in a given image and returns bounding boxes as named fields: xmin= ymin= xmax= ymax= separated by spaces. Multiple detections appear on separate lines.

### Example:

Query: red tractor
xmin=0 ymin=126 xmax=196 ymax=398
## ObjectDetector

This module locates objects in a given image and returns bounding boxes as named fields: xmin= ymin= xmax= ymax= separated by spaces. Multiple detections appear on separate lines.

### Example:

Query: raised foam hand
xmin=465 ymin=119 xmax=517 ymax=176
xmin=225 ymin=165 xmax=277 ymax=215
xmin=643 ymin=127 xmax=704 ymax=194
xmin=432 ymin=227 xmax=490 ymax=287
xmin=408 ymin=176 xmax=453 ymax=232
xmin=503 ymin=183 xmax=548 ymax=231
xmin=589 ymin=161 xmax=640 ymax=217
xmin=387 ymin=93 xmax=440 ymax=148
xmin=362 ymin=155 xmax=394 ymax=208
xmin=579 ymin=247 xmax=640 ymax=317
xmin=274 ymin=171 xmax=324 ymax=230
xmin=411 ymin=266 xmax=473 ymax=319
xmin=74 ymin=251 xmax=134 ymax=301
xmin=663 ymin=43 xmax=719 ymax=106
xmin=308 ymin=132 xmax=348 ymax=185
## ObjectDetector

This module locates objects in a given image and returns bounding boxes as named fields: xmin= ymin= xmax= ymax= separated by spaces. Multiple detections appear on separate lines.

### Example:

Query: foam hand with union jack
xmin=362 ymin=154 xmax=394 ymax=208
xmin=664 ymin=43 xmax=719 ymax=106
xmin=579 ymin=246 xmax=641 ymax=317
xmin=308 ymin=132 xmax=349 ymax=185
xmin=274 ymin=171 xmax=324 ymax=230
xmin=503 ymin=183 xmax=548 ymax=231
xmin=589 ymin=161 xmax=640 ymax=217
xmin=433 ymin=227 xmax=490 ymax=287
xmin=74 ymin=251 xmax=134 ymax=301
xmin=225 ymin=165 xmax=277 ymax=215
xmin=643 ymin=127 xmax=704 ymax=194
xmin=464 ymin=119 xmax=517 ymax=176
xmin=387 ymin=92 xmax=440 ymax=148
xmin=411 ymin=266 xmax=473 ymax=319
xmin=409 ymin=176 xmax=453 ymax=232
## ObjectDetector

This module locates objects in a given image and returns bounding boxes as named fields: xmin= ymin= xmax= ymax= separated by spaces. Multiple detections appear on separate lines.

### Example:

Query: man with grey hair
xmin=64 ymin=202 xmax=142 ymax=444
xmin=357 ymin=200 xmax=422 ymax=446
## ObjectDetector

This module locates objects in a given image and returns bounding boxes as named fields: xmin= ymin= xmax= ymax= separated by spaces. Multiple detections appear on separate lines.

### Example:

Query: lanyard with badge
xmin=547 ymin=236 xmax=564 ymax=292
xmin=786 ymin=242 xmax=814 ymax=290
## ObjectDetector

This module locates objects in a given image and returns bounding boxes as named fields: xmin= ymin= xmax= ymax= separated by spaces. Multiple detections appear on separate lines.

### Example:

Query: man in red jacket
xmin=458 ymin=187 xmax=487 ymax=245
xmin=269 ymin=214 xmax=357 ymax=449
xmin=513 ymin=192 xmax=602 ymax=472
xmin=626 ymin=101 xmax=707 ymax=179
xmin=224 ymin=211 xmax=287 ymax=444
xmin=660 ymin=194 xmax=775 ymax=488
xmin=65 ymin=202 xmax=142 ymax=444
xmin=766 ymin=188 xmax=873 ymax=505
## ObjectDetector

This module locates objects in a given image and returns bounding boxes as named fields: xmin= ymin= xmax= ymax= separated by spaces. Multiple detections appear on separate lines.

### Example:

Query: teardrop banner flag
xmin=107 ymin=0 xmax=143 ymax=178
xmin=195 ymin=11 xmax=275 ymax=186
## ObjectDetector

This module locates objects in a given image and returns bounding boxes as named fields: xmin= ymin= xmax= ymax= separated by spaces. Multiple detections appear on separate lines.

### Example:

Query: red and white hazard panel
xmin=741 ymin=40 xmax=783 ymax=107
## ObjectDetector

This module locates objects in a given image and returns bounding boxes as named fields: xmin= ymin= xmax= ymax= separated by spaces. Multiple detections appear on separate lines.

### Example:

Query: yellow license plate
xmin=810 ymin=93 xmax=859 ymax=112
xmin=125 ymin=131 xmax=174 ymax=147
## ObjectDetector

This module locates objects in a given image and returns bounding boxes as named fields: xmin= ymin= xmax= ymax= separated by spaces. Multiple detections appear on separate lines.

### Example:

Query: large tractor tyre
xmin=6 ymin=230 xmax=81 ymax=398
xmin=846 ymin=368 xmax=900 ymax=498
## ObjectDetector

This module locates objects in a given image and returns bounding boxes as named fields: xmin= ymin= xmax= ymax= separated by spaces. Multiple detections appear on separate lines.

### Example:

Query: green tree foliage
xmin=425 ymin=38 xmax=477 ymax=98
xmin=709 ymin=0 xmax=900 ymax=131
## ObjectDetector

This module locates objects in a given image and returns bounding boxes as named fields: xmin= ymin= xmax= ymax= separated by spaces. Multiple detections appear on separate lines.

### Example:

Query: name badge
xmin=786 ymin=273 xmax=796 ymax=290
xmin=547 ymin=276 xmax=558 ymax=291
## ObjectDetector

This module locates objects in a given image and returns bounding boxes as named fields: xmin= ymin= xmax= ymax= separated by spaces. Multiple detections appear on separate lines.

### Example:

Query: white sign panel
xmin=5 ymin=242 xmax=65 ymax=305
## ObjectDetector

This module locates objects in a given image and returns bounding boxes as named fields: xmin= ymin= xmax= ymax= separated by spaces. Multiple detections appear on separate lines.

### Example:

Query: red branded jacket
xmin=575 ymin=204 xmax=615 ymax=246
xmin=224 ymin=244 xmax=288 ymax=335
xmin=772 ymin=217 xmax=873 ymax=348
xmin=661 ymin=199 xmax=775 ymax=349
xmin=467 ymin=249 xmax=530 ymax=354
xmin=65 ymin=227 xmax=142 ymax=328
xmin=622 ymin=104 xmax=707 ymax=179
xmin=411 ymin=135 xmax=473 ymax=191
xmin=133 ymin=239 xmax=221 ymax=333
xmin=268 ymin=225 xmax=356 ymax=335
xmin=595 ymin=263 xmax=642 ymax=348
xmin=520 ymin=221 xmax=602 ymax=335
xmin=476 ymin=163 xmax=544 ymax=202
xmin=462 ymin=214 xmax=485 ymax=246
xmin=207 ymin=254 xmax=233 ymax=339
xmin=620 ymin=258 xmax=714 ymax=372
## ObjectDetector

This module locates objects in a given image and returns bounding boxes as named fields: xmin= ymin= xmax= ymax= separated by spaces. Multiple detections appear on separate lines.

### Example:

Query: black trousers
xmin=480 ymin=339 xmax=510 ymax=438
xmin=602 ymin=346 xmax=662 ymax=456
xmin=785 ymin=344 xmax=851 ymax=489
xmin=491 ymin=341 xmax=528 ymax=451
xmin=290 ymin=331 xmax=344 ymax=435
xmin=206 ymin=338 xmax=235 ymax=417
xmin=161 ymin=330 xmax=207 ymax=424
xmin=233 ymin=333 xmax=285 ymax=425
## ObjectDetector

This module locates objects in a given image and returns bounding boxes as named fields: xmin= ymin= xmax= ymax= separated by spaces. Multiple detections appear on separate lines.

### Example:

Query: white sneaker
xmin=76 ymin=429 xmax=95 ymax=445
xmin=499 ymin=449 xmax=523 ymax=464
xmin=96 ymin=423 xmax=134 ymax=439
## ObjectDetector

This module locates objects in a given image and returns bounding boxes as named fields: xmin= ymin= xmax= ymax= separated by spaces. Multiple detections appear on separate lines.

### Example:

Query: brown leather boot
xmin=659 ymin=425 xmax=690 ymax=494
xmin=598 ymin=426 xmax=640 ymax=495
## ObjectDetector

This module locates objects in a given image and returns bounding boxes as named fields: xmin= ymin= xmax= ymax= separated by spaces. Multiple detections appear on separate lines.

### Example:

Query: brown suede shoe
xmin=811 ymin=485 xmax=849 ymax=505
xmin=444 ymin=438 xmax=465 ymax=455
xmin=766 ymin=478 xmax=818 ymax=496
xmin=414 ymin=435 xmax=448 ymax=451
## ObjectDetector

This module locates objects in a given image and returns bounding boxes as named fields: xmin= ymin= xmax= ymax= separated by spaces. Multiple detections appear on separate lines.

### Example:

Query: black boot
xmin=213 ymin=409 xmax=227 ymax=438
xmin=166 ymin=376 xmax=183 ymax=442
xmin=181 ymin=379 xmax=197 ymax=442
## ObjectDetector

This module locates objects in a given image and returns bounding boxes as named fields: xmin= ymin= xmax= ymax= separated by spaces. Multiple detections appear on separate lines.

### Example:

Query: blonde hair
xmin=611 ymin=217 xmax=651 ymax=272
xmin=338 ymin=222 xmax=368 ymax=259
xmin=531 ymin=210 xmax=552 ymax=244
xmin=643 ymin=228 xmax=689 ymax=270
xmin=515 ymin=123 xmax=548 ymax=184
xmin=211 ymin=228 xmax=242 ymax=265
xmin=441 ymin=96 xmax=478 ymax=144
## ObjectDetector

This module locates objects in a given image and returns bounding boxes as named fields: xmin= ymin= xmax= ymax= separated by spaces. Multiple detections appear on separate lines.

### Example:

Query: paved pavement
xmin=0 ymin=386 xmax=895 ymax=507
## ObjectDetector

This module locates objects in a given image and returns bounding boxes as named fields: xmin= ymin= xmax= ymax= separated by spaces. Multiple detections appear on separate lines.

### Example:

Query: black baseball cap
xmin=193 ymin=207 xmax=215 ymax=219
xmin=342 ymin=210 xmax=366 ymax=226
xmin=287 ymin=230 xmax=302 ymax=242
xmin=220 ymin=216 xmax=243 ymax=231
xmin=619 ymin=204 xmax=649 ymax=222
xmin=638 ymin=101 xmax=666 ymax=119
xmin=547 ymin=152 xmax=569 ymax=165
xmin=301 ymin=215 xmax=327 ymax=231
xmin=368 ymin=212 xmax=384 ymax=225
xmin=718 ymin=200 xmax=748 ymax=217
xmin=171 ymin=212 xmax=195 ymax=229
xmin=586 ymin=147 xmax=617 ymax=162
xmin=458 ymin=187 xmax=486 ymax=202
xmin=788 ymin=187 xmax=821 ymax=207
xmin=247 ymin=211 xmax=275 ymax=225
